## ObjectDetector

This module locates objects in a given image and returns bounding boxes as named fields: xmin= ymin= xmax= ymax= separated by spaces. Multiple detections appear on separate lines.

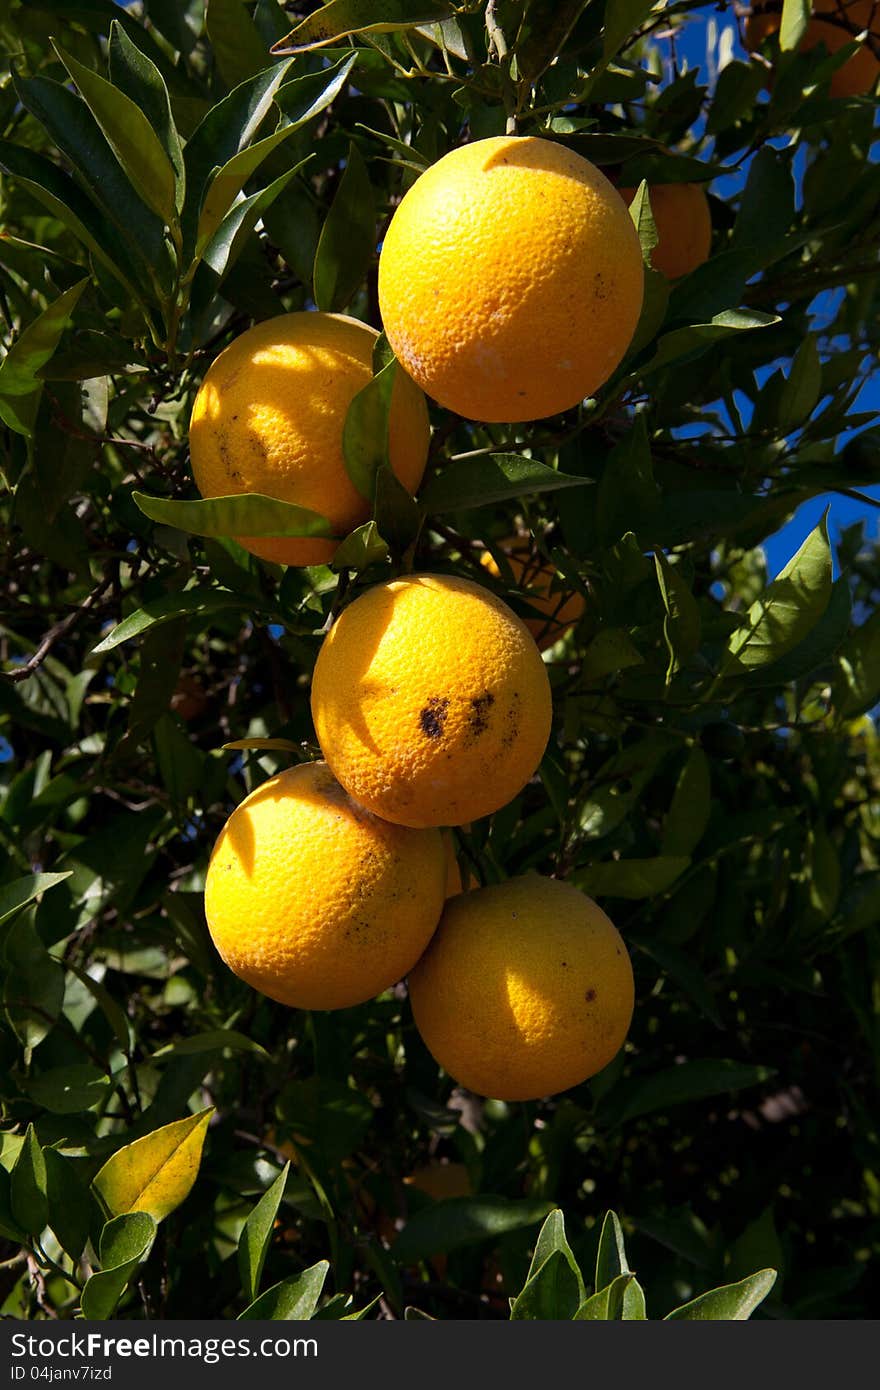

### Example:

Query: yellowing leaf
xmin=93 ymin=1108 xmax=213 ymax=1222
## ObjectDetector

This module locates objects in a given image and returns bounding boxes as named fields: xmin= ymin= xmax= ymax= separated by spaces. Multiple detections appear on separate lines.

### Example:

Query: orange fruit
xmin=377 ymin=135 xmax=644 ymax=422
xmin=480 ymin=539 xmax=586 ymax=650
xmin=311 ymin=574 xmax=553 ymax=829
xmin=746 ymin=1 xmax=880 ymax=98
xmin=409 ymin=875 xmax=634 ymax=1101
xmin=188 ymin=311 xmax=429 ymax=567
xmin=204 ymin=761 xmax=445 ymax=1009
xmin=619 ymin=183 xmax=712 ymax=281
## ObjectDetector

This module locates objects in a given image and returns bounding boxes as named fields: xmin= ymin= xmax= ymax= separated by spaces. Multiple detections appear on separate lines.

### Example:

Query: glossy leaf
xmin=52 ymin=42 xmax=178 ymax=227
xmin=595 ymin=1210 xmax=631 ymax=1291
xmin=575 ymin=1271 xmax=636 ymax=1319
xmin=150 ymin=1030 xmax=269 ymax=1059
xmin=342 ymin=358 xmax=398 ymax=500
xmin=641 ymin=309 xmax=779 ymax=376
xmin=393 ymin=1197 xmax=553 ymax=1265
xmin=272 ymin=0 xmax=454 ymax=53
xmin=331 ymin=520 xmax=390 ymax=573
xmin=780 ymin=0 xmax=810 ymax=50
xmin=107 ymin=21 xmax=185 ymax=212
xmin=627 ymin=180 xmax=659 ymax=265
xmin=91 ymin=588 xmax=248 ymax=654
xmin=720 ymin=516 xmax=832 ymax=677
xmin=313 ymin=142 xmax=375 ymax=312
xmin=238 ymin=1260 xmax=329 ymax=1319
xmin=182 ymin=58 xmax=295 ymax=257
xmin=835 ymin=609 xmax=880 ymax=717
xmin=654 ymin=550 xmax=700 ymax=682
xmin=81 ymin=1213 xmax=157 ymax=1320
xmin=662 ymin=749 xmax=711 ymax=858
xmin=603 ymin=0 xmax=658 ymax=61
xmin=27 ymin=1064 xmax=110 ymax=1115
xmin=11 ymin=72 xmax=165 ymax=272
xmin=421 ymin=455 xmax=590 ymax=515
xmin=93 ymin=1108 xmax=213 ymax=1222
xmin=10 ymin=1125 xmax=48 ymax=1236
xmin=573 ymin=855 xmax=690 ymax=899
xmin=0 ymin=872 xmax=72 ymax=928
xmin=239 ymin=1163 xmax=291 ymax=1303
xmin=665 ymin=1269 xmax=777 ymax=1320
xmin=45 ymin=1149 xmax=91 ymax=1262
xmin=206 ymin=0 xmax=275 ymax=88
xmin=0 ymin=280 xmax=88 ymax=438
xmin=600 ymin=1059 xmax=776 ymax=1126
xmin=132 ymin=491 xmax=335 ymax=543
xmin=510 ymin=1248 xmax=583 ymax=1320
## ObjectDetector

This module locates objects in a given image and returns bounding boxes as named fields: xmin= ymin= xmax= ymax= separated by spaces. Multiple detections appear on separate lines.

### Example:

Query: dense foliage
xmin=0 ymin=0 xmax=878 ymax=1320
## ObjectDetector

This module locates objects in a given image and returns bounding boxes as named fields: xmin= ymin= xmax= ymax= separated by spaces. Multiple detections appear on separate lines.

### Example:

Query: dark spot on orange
xmin=419 ymin=697 xmax=449 ymax=740
xmin=469 ymin=691 xmax=495 ymax=737
xmin=585 ymin=987 xmax=597 ymax=1003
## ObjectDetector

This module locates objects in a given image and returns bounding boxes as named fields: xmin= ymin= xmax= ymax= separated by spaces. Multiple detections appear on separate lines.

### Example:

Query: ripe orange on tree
xmin=409 ymin=875 xmax=634 ymax=1102
xmin=378 ymin=135 xmax=644 ymax=422
xmin=204 ymin=761 xmax=445 ymax=1010
xmin=189 ymin=311 xmax=429 ymax=566
xmin=311 ymin=574 xmax=553 ymax=828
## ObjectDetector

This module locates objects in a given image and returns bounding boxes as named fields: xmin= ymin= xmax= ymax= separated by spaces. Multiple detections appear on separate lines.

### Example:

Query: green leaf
xmin=720 ymin=516 xmax=832 ymax=678
xmin=52 ymin=41 xmax=178 ymax=226
xmin=596 ymin=416 xmax=658 ymax=547
xmin=272 ymin=0 xmax=454 ymax=53
xmin=514 ymin=1 xmax=593 ymax=83
xmin=238 ymin=1261 xmax=329 ymax=1319
xmin=238 ymin=1163 xmax=291 ymax=1303
xmin=91 ymin=588 xmax=249 ymax=655
xmin=665 ymin=1269 xmax=777 ymax=1320
xmin=107 ymin=21 xmax=185 ymax=214
xmin=133 ymin=491 xmax=335 ymax=542
xmin=632 ymin=933 xmax=722 ymax=1029
xmin=421 ymin=454 xmax=590 ymax=514
xmin=780 ymin=0 xmax=810 ymax=51
xmin=191 ymin=162 xmax=307 ymax=307
xmin=81 ymin=1213 xmax=157 ymax=1319
xmin=150 ymin=1030 xmax=269 ymax=1060
xmin=573 ymin=856 xmax=689 ymax=899
xmin=600 ymin=1059 xmax=776 ymax=1126
xmin=662 ymin=748 xmax=710 ymax=858
xmin=603 ymin=0 xmax=658 ymax=61
xmin=45 ymin=1149 xmax=91 ymax=1262
xmin=0 ymin=142 xmax=140 ymax=302
xmin=393 ymin=1197 xmax=553 ymax=1265
xmin=10 ymin=1125 xmax=48 ymax=1236
xmin=0 ymin=280 xmax=88 ymax=438
xmin=26 ymin=1064 xmax=111 ymax=1115
xmin=595 ymin=1210 xmax=631 ymax=1290
xmin=206 ymin=0 xmax=276 ymax=88
xmin=275 ymin=53 xmax=357 ymax=126
xmin=575 ymin=1271 xmax=636 ymax=1319
xmin=313 ymin=142 xmax=375 ymax=312
xmin=731 ymin=148 xmax=795 ymax=254
xmin=654 ymin=550 xmax=700 ymax=683
xmin=181 ymin=58 xmax=295 ymax=258
xmin=581 ymin=628 xmax=644 ymax=682
xmin=374 ymin=463 xmax=421 ymax=555
xmin=836 ymin=609 xmax=880 ymax=717
xmin=626 ymin=180 xmax=659 ymax=265
xmin=0 ymin=872 xmax=72 ymax=928
xmin=750 ymin=574 xmax=850 ymax=687
xmin=641 ymin=309 xmax=780 ymax=376
xmin=11 ymin=74 xmax=166 ymax=276
xmin=342 ymin=357 xmax=397 ymax=500
xmin=517 ymin=1206 xmax=586 ymax=1312
xmin=93 ymin=1109 xmax=213 ymax=1223
xmin=510 ymin=1248 xmax=583 ymax=1320
xmin=331 ymin=520 xmax=390 ymax=573
xmin=2 ymin=914 xmax=65 ymax=1050
xmin=778 ymin=337 xmax=822 ymax=431
xmin=0 ymin=1165 xmax=23 ymax=1242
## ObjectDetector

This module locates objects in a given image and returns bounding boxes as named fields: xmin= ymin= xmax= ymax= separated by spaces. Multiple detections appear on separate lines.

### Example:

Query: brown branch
xmin=1 ymin=569 xmax=115 ymax=684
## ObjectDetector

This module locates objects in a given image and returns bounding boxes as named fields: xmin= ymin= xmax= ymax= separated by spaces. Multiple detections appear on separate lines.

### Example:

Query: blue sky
xmin=670 ymin=8 xmax=879 ymax=575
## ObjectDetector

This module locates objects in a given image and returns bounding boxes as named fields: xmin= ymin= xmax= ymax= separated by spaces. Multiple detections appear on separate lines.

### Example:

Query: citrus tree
xmin=1 ymin=0 xmax=879 ymax=1321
